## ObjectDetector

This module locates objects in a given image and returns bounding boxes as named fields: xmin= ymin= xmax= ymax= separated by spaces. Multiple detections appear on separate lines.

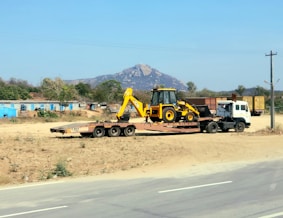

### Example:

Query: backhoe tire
xmin=108 ymin=126 xmax=121 ymax=137
xmin=93 ymin=127 xmax=105 ymax=138
xmin=235 ymin=122 xmax=245 ymax=132
xmin=162 ymin=107 xmax=176 ymax=123
xmin=123 ymin=126 xmax=135 ymax=137
xmin=206 ymin=121 xmax=218 ymax=133
xmin=185 ymin=112 xmax=195 ymax=122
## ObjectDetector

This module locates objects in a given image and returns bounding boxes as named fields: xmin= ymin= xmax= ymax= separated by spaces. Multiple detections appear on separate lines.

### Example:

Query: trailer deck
xmin=50 ymin=119 xmax=206 ymax=137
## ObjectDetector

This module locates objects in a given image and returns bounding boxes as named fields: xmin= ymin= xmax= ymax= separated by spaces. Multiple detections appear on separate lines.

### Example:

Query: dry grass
xmin=0 ymin=113 xmax=283 ymax=185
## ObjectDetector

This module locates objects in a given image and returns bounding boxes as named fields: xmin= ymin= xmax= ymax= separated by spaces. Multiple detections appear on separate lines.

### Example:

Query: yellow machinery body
xmin=116 ymin=87 xmax=200 ymax=123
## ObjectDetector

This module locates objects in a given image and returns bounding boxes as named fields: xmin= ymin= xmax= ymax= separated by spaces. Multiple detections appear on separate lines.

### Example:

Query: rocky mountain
xmin=65 ymin=64 xmax=187 ymax=91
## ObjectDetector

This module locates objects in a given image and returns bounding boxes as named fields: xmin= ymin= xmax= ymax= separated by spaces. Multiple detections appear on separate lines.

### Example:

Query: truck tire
xmin=162 ymin=107 xmax=176 ymax=123
xmin=108 ymin=126 xmax=121 ymax=137
xmin=206 ymin=121 xmax=218 ymax=133
xmin=93 ymin=127 xmax=105 ymax=138
xmin=185 ymin=112 xmax=195 ymax=122
xmin=123 ymin=126 xmax=135 ymax=137
xmin=235 ymin=122 xmax=245 ymax=132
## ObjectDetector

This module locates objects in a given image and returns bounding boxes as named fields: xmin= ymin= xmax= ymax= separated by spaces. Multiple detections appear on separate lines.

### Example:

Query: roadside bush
xmin=52 ymin=160 xmax=72 ymax=177
xmin=37 ymin=109 xmax=58 ymax=118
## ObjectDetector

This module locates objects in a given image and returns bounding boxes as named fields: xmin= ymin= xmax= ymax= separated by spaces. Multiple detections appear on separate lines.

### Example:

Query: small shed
xmin=0 ymin=107 xmax=17 ymax=118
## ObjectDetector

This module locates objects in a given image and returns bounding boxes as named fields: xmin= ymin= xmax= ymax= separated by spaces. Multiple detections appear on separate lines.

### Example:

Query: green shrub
xmin=52 ymin=160 xmax=72 ymax=177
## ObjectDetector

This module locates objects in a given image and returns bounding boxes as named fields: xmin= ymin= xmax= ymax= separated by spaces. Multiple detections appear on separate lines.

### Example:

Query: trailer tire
xmin=123 ymin=126 xmax=135 ymax=137
xmin=162 ymin=107 xmax=176 ymax=123
xmin=108 ymin=126 xmax=121 ymax=137
xmin=206 ymin=122 xmax=218 ymax=133
xmin=235 ymin=122 xmax=245 ymax=132
xmin=93 ymin=127 xmax=105 ymax=138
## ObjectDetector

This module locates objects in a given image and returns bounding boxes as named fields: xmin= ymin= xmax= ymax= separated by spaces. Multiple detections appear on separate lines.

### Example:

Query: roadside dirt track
xmin=0 ymin=114 xmax=282 ymax=185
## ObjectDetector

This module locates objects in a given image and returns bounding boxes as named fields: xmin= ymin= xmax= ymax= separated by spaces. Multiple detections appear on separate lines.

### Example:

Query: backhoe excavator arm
xmin=116 ymin=88 xmax=150 ymax=121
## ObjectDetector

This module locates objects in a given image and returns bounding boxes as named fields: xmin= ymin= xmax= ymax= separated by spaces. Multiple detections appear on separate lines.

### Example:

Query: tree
xmin=254 ymin=85 xmax=269 ymax=96
xmin=75 ymin=82 xmax=92 ymax=98
xmin=186 ymin=81 xmax=197 ymax=96
xmin=196 ymin=88 xmax=217 ymax=97
xmin=41 ymin=77 xmax=78 ymax=104
xmin=235 ymin=85 xmax=246 ymax=96
xmin=92 ymin=80 xmax=123 ymax=103
xmin=0 ymin=83 xmax=31 ymax=100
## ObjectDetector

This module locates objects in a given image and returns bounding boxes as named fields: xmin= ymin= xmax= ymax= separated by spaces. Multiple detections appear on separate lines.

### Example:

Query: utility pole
xmin=265 ymin=50 xmax=277 ymax=130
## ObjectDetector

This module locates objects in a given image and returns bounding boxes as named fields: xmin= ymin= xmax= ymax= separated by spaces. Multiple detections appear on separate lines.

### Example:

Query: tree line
xmin=0 ymin=77 xmax=282 ymax=112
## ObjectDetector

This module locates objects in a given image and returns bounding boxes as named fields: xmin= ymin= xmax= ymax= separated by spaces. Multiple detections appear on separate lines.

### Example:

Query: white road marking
xmin=0 ymin=181 xmax=64 ymax=191
xmin=0 ymin=205 xmax=68 ymax=218
xmin=259 ymin=211 xmax=283 ymax=218
xmin=158 ymin=180 xmax=233 ymax=193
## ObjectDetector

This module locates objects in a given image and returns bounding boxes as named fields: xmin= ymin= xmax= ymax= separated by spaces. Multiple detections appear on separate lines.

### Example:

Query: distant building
xmin=0 ymin=100 xmax=83 ymax=118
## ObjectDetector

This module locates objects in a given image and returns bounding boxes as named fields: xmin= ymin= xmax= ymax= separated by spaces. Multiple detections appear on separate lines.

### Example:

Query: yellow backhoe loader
xmin=116 ymin=87 xmax=200 ymax=123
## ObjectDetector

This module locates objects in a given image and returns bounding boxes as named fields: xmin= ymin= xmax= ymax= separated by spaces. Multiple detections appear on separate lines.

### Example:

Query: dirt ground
xmin=0 ymin=114 xmax=283 ymax=185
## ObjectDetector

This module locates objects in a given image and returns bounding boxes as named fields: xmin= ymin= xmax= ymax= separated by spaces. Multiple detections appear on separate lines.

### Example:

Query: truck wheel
xmin=235 ymin=122 xmax=245 ymax=132
xmin=162 ymin=107 xmax=176 ymax=123
xmin=108 ymin=126 xmax=121 ymax=137
xmin=124 ymin=126 xmax=135 ymax=137
xmin=206 ymin=122 xmax=218 ymax=133
xmin=93 ymin=127 xmax=105 ymax=138
xmin=185 ymin=112 xmax=195 ymax=122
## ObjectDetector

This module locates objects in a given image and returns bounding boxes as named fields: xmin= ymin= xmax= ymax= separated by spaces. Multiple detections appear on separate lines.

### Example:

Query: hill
xmin=65 ymin=64 xmax=187 ymax=91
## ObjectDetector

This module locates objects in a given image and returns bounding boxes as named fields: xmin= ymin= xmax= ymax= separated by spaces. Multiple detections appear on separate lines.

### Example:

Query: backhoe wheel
xmin=123 ymin=126 xmax=135 ymax=137
xmin=93 ymin=127 xmax=105 ymax=138
xmin=235 ymin=122 xmax=245 ymax=132
xmin=162 ymin=107 xmax=176 ymax=123
xmin=185 ymin=112 xmax=195 ymax=122
xmin=206 ymin=121 xmax=218 ymax=133
xmin=108 ymin=126 xmax=121 ymax=137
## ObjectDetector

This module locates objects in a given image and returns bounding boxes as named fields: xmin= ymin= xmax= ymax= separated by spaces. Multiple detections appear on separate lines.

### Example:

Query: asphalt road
xmin=1 ymin=160 xmax=283 ymax=218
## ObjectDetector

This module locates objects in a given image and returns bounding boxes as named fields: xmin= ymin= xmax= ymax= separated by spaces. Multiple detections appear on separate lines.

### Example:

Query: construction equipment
xmin=116 ymin=87 xmax=200 ymax=123
xmin=50 ymin=88 xmax=251 ymax=137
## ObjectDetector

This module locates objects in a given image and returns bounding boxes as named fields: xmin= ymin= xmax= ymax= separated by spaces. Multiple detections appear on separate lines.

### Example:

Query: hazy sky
xmin=0 ymin=0 xmax=282 ymax=91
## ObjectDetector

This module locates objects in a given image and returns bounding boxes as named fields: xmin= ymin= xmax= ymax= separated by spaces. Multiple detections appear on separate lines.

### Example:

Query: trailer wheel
xmin=235 ymin=122 xmax=245 ymax=132
xmin=123 ymin=126 xmax=135 ymax=137
xmin=185 ymin=112 xmax=195 ymax=122
xmin=108 ymin=126 xmax=121 ymax=137
xmin=93 ymin=127 xmax=105 ymax=138
xmin=206 ymin=122 xmax=218 ymax=133
xmin=162 ymin=107 xmax=176 ymax=123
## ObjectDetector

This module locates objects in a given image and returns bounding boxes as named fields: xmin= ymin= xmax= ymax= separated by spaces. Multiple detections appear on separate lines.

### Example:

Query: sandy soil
xmin=0 ymin=114 xmax=283 ymax=185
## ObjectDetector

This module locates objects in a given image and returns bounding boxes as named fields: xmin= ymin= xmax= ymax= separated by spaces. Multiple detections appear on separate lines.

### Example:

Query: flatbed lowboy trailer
xmin=50 ymin=117 xmax=215 ymax=137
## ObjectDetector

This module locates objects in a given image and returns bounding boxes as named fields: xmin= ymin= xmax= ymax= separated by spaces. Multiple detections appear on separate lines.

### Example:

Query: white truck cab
xmin=216 ymin=100 xmax=251 ymax=132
